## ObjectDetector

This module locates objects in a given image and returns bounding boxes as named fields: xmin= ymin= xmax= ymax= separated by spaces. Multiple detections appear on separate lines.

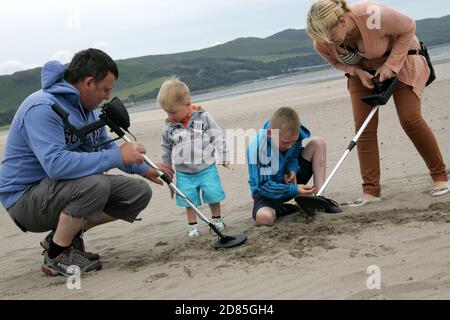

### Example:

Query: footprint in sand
xmin=144 ymin=273 xmax=169 ymax=284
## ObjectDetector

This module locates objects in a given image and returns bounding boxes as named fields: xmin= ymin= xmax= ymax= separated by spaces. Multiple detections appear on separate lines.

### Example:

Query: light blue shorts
xmin=175 ymin=165 xmax=226 ymax=207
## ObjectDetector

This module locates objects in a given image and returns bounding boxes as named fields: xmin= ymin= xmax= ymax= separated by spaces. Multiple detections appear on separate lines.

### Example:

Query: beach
xmin=0 ymin=62 xmax=449 ymax=300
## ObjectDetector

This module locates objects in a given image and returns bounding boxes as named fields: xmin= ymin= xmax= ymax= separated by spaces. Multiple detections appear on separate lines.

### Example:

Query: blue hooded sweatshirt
xmin=0 ymin=61 xmax=149 ymax=209
xmin=246 ymin=120 xmax=311 ymax=199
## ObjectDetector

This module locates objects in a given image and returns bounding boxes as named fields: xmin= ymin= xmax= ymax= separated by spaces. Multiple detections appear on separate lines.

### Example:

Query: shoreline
xmin=1 ymin=56 xmax=450 ymax=133
xmin=127 ymin=56 xmax=450 ymax=113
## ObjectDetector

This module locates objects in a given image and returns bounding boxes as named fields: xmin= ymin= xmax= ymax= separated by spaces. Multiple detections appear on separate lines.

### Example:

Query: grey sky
xmin=1 ymin=0 xmax=449 ymax=75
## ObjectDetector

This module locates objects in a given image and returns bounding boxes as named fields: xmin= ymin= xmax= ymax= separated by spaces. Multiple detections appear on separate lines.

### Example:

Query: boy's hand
xmin=219 ymin=161 xmax=231 ymax=169
xmin=145 ymin=163 xmax=174 ymax=186
xmin=157 ymin=163 xmax=175 ymax=179
xmin=298 ymin=184 xmax=315 ymax=195
xmin=284 ymin=171 xmax=297 ymax=184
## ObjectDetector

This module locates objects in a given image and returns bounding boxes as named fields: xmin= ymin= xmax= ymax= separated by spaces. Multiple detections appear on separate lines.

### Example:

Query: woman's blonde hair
xmin=306 ymin=0 xmax=351 ymax=43
xmin=157 ymin=76 xmax=191 ymax=109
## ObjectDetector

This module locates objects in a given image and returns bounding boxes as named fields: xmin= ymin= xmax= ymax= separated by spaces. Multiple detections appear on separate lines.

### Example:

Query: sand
xmin=0 ymin=62 xmax=449 ymax=300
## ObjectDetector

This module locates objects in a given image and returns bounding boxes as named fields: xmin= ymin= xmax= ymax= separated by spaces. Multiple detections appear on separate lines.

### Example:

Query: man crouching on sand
xmin=0 ymin=49 xmax=173 ymax=277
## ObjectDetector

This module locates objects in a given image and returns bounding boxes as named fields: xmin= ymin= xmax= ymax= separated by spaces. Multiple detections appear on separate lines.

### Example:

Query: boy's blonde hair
xmin=157 ymin=76 xmax=191 ymax=109
xmin=306 ymin=0 xmax=351 ymax=43
xmin=270 ymin=107 xmax=300 ymax=135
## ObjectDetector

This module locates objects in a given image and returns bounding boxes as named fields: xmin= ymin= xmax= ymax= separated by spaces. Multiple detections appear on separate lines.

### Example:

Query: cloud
xmin=0 ymin=61 xmax=39 ymax=75
xmin=50 ymin=51 xmax=73 ymax=64
xmin=93 ymin=41 xmax=109 ymax=51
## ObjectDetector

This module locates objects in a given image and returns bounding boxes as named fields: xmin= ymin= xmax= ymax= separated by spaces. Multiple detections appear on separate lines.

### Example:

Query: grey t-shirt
xmin=161 ymin=107 xmax=229 ymax=173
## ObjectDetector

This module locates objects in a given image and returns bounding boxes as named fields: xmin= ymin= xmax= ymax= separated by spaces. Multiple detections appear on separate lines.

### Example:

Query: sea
xmin=128 ymin=43 xmax=450 ymax=113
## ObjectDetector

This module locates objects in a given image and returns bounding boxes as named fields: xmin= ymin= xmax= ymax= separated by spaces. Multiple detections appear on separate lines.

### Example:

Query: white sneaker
xmin=431 ymin=181 xmax=449 ymax=197
xmin=211 ymin=217 xmax=226 ymax=231
xmin=187 ymin=224 xmax=200 ymax=238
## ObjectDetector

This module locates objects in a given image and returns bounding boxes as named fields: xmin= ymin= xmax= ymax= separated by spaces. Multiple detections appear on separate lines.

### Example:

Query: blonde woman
xmin=306 ymin=0 xmax=449 ymax=205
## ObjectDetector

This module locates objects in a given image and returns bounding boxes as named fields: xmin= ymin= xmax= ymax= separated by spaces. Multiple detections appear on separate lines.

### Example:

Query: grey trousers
xmin=7 ymin=174 xmax=152 ymax=233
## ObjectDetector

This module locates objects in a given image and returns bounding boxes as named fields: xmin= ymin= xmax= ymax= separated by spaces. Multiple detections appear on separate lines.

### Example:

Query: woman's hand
xmin=375 ymin=65 xmax=395 ymax=83
xmin=354 ymin=69 xmax=375 ymax=89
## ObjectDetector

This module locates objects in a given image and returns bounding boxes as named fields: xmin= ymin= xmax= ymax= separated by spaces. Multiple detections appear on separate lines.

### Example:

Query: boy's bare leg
xmin=255 ymin=207 xmax=277 ymax=227
xmin=186 ymin=207 xmax=197 ymax=224
xmin=209 ymin=203 xmax=221 ymax=218
xmin=301 ymin=137 xmax=327 ymax=193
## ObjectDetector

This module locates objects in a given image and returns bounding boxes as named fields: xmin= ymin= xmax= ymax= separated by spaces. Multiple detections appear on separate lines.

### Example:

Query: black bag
xmin=383 ymin=41 xmax=436 ymax=86
xmin=418 ymin=42 xmax=436 ymax=86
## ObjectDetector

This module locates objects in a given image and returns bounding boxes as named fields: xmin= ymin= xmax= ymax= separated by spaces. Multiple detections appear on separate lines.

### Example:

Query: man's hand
xmin=284 ymin=171 xmax=297 ymax=184
xmin=375 ymin=65 xmax=395 ymax=83
xmin=120 ymin=142 xmax=146 ymax=165
xmin=145 ymin=167 xmax=163 ymax=185
xmin=297 ymin=184 xmax=315 ymax=195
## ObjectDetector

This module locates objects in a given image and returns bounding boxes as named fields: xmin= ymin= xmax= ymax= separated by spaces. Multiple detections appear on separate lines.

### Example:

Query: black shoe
xmin=278 ymin=203 xmax=301 ymax=217
xmin=40 ymin=231 xmax=100 ymax=261
xmin=322 ymin=197 xmax=343 ymax=214
xmin=294 ymin=195 xmax=343 ymax=215
xmin=295 ymin=195 xmax=325 ymax=216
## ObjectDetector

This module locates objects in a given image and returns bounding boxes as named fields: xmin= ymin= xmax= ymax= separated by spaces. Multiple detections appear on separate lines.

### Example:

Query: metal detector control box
xmin=361 ymin=77 xmax=399 ymax=107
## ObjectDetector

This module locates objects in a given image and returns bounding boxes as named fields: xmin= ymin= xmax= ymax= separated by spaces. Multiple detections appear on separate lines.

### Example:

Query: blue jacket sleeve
xmin=257 ymin=172 xmax=299 ymax=199
xmin=21 ymin=105 xmax=124 ymax=180
xmin=286 ymin=144 xmax=300 ymax=174
xmin=99 ymin=126 xmax=150 ymax=177
xmin=247 ymin=145 xmax=298 ymax=199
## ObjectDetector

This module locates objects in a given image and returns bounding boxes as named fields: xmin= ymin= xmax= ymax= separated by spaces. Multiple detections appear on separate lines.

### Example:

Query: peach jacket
xmin=314 ymin=0 xmax=430 ymax=98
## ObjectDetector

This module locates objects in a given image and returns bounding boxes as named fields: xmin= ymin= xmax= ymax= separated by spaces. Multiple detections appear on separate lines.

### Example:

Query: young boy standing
xmin=247 ymin=107 xmax=341 ymax=226
xmin=157 ymin=77 xmax=229 ymax=238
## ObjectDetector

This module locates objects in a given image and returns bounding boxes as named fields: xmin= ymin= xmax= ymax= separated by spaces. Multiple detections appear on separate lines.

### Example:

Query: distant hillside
xmin=1 ymin=15 xmax=450 ymax=126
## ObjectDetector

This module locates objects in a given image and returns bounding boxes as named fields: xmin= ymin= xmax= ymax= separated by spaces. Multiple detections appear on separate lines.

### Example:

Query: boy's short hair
xmin=157 ymin=76 xmax=191 ymax=109
xmin=270 ymin=107 xmax=300 ymax=135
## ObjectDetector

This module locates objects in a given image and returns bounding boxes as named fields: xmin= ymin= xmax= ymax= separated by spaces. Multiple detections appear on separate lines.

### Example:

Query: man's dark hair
xmin=64 ymin=48 xmax=119 ymax=84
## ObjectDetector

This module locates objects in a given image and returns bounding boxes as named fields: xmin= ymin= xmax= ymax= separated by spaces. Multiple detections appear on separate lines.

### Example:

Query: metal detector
xmin=53 ymin=97 xmax=247 ymax=249
xmin=295 ymin=77 xmax=400 ymax=216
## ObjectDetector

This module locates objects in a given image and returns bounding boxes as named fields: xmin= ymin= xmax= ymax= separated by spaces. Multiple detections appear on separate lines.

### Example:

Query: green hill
xmin=1 ymin=15 xmax=450 ymax=126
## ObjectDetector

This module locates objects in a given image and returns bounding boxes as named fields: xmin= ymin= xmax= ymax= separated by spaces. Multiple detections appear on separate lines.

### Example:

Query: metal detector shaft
xmin=317 ymin=105 xmax=380 ymax=196
xmin=121 ymin=135 xmax=214 ymax=226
